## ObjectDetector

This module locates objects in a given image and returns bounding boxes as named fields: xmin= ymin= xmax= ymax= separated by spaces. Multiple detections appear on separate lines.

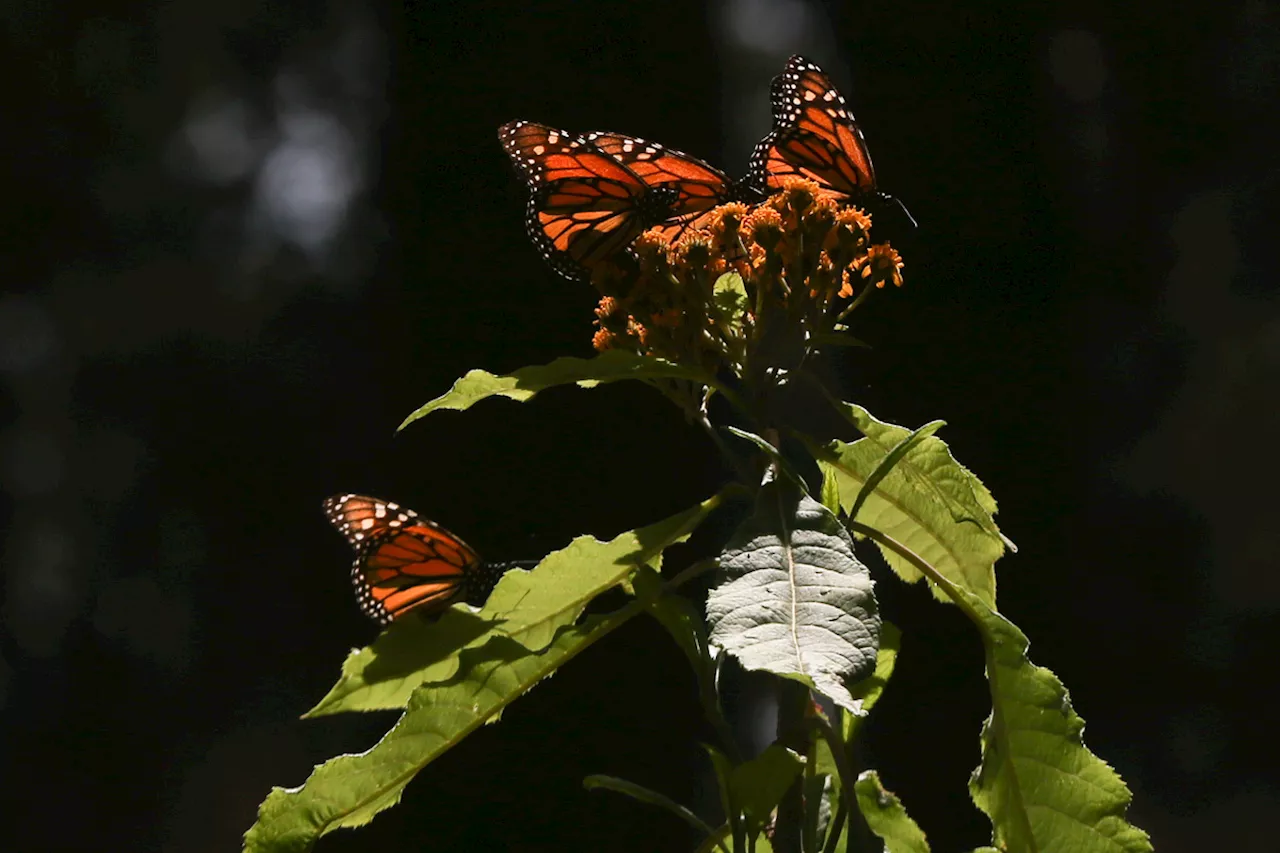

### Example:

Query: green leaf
xmin=399 ymin=350 xmax=718 ymax=431
xmin=962 ymin=586 xmax=1153 ymax=853
xmin=644 ymin=579 xmax=736 ymax=753
xmin=246 ymin=617 xmax=619 ymax=853
xmin=844 ymin=620 xmax=901 ymax=743
xmin=707 ymin=480 xmax=880 ymax=713
xmin=584 ymin=775 xmax=724 ymax=845
xmin=803 ymin=771 xmax=834 ymax=853
xmin=712 ymin=272 xmax=749 ymax=339
xmin=813 ymin=403 xmax=1009 ymax=607
xmin=307 ymin=494 xmax=723 ymax=716
xmin=705 ymin=744 xmax=735 ymax=816
xmin=855 ymin=771 xmax=930 ymax=853
xmin=732 ymin=745 xmax=806 ymax=833
xmin=819 ymin=461 xmax=842 ymax=516
xmin=846 ymin=420 xmax=946 ymax=524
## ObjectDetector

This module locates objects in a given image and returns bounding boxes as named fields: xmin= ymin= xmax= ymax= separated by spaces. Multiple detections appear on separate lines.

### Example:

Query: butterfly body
xmin=324 ymin=493 xmax=510 ymax=624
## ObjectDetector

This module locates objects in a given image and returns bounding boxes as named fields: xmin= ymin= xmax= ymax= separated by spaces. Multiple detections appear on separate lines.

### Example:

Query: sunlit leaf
xmin=245 ymin=618 xmax=617 ymax=853
xmin=712 ymin=272 xmax=749 ymax=340
xmin=813 ymin=403 xmax=1009 ymax=607
xmin=706 ymin=481 xmax=880 ymax=713
xmin=844 ymin=620 xmax=901 ymax=743
xmin=819 ymin=460 xmax=842 ymax=515
xmin=963 ymin=586 xmax=1154 ymax=853
xmin=855 ymin=770 xmax=930 ymax=853
xmin=307 ymin=494 xmax=723 ymax=716
xmin=732 ymin=745 xmax=805 ymax=833
xmin=399 ymin=350 xmax=718 ymax=430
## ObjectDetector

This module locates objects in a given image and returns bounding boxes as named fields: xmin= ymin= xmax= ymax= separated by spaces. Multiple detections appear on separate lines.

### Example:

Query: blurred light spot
xmin=3 ymin=520 xmax=81 ymax=657
xmin=93 ymin=576 xmax=192 ymax=669
xmin=252 ymin=101 xmax=359 ymax=257
xmin=180 ymin=90 xmax=263 ymax=185
xmin=1048 ymin=30 xmax=1107 ymax=102
xmin=0 ymin=295 xmax=58 ymax=373
xmin=725 ymin=0 xmax=813 ymax=51
xmin=1 ymin=428 xmax=65 ymax=496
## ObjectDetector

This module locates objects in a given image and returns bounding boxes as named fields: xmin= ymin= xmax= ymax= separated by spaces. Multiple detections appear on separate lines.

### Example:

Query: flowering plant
xmin=244 ymin=181 xmax=1152 ymax=853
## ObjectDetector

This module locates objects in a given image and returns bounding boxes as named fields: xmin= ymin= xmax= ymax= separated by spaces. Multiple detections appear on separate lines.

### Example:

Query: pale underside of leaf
xmin=707 ymin=486 xmax=880 ymax=713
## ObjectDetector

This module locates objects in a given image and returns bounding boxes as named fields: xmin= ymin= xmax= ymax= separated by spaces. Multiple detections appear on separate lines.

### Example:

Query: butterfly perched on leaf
xmin=324 ymin=493 xmax=529 ymax=624
xmin=750 ymin=55 xmax=915 ymax=227
xmin=584 ymin=130 xmax=762 ymax=245
xmin=499 ymin=120 xmax=681 ymax=280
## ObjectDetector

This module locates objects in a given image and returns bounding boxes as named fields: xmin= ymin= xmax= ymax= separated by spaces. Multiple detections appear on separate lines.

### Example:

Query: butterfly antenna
xmin=880 ymin=192 xmax=919 ymax=231
xmin=496 ymin=559 xmax=543 ymax=570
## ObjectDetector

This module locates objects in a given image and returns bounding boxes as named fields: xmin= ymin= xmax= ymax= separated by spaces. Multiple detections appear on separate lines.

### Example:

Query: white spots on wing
xmin=532 ymin=144 xmax=545 ymax=155
xmin=374 ymin=504 xmax=386 ymax=518
xmin=360 ymin=517 xmax=375 ymax=530
xmin=354 ymin=532 xmax=364 ymax=541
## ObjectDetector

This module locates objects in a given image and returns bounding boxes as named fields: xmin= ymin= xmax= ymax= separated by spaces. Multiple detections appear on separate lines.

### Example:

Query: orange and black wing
xmin=499 ymin=120 xmax=669 ymax=280
xmin=323 ymin=493 xmax=420 ymax=546
xmin=324 ymin=494 xmax=497 ymax=624
xmin=585 ymin=131 xmax=757 ymax=243
xmin=749 ymin=55 xmax=877 ymax=199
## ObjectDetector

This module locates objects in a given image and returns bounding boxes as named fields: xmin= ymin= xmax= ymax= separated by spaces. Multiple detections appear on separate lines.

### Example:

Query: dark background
xmin=3 ymin=0 xmax=1277 ymax=850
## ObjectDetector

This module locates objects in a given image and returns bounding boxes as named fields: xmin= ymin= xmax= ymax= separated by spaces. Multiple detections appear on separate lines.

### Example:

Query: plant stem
xmin=771 ymin=679 xmax=810 ymax=853
xmin=811 ymin=713 xmax=858 ymax=853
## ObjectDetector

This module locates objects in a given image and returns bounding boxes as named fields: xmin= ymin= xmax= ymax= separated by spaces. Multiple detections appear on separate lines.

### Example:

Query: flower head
xmin=856 ymin=243 xmax=905 ymax=289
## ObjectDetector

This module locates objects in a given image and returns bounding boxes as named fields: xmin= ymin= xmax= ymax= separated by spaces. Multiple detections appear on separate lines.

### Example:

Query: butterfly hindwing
xmin=324 ymin=493 xmax=490 ymax=624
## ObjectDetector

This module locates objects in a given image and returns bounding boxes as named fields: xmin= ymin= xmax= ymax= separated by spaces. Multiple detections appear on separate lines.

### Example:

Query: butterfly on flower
xmin=749 ymin=55 xmax=916 ymax=227
xmin=499 ymin=120 xmax=681 ymax=280
xmin=324 ymin=493 xmax=530 ymax=624
xmin=584 ymin=130 xmax=763 ymax=245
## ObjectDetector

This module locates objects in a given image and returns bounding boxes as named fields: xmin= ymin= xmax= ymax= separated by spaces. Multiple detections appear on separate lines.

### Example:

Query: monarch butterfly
xmin=324 ymin=493 xmax=530 ymax=624
xmin=749 ymin=55 xmax=916 ymax=226
xmin=584 ymin=130 xmax=763 ymax=244
xmin=499 ymin=120 xmax=680 ymax=280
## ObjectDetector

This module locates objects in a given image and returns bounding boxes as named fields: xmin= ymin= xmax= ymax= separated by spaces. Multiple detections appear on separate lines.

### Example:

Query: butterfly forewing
xmin=323 ymin=493 xmax=420 ymax=546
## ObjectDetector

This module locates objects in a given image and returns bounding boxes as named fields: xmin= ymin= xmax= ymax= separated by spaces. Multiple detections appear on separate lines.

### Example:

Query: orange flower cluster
xmin=589 ymin=178 xmax=904 ymax=379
